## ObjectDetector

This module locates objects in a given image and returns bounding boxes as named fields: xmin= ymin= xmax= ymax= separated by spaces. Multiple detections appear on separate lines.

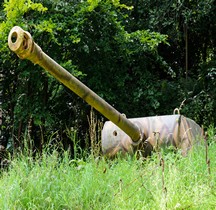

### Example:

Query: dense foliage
xmin=0 ymin=0 xmax=215 ymax=152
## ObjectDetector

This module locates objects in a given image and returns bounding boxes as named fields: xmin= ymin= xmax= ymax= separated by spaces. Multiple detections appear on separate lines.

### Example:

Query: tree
xmin=1 ymin=0 xmax=215 ymax=154
xmin=122 ymin=0 xmax=216 ymax=127
xmin=1 ymin=0 xmax=170 ymax=153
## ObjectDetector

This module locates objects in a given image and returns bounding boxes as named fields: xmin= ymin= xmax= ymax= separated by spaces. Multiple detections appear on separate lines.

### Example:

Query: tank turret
xmin=8 ymin=26 xmax=203 ymax=157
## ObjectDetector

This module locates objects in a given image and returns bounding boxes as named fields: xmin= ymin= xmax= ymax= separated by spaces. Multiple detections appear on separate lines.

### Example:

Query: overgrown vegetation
xmin=0 ymin=128 xmax=215 ymax=209
xmin=0 ymin=0 xmax=216 ymax=210
xmin=0 ymin=1 xmax=215 ymax=207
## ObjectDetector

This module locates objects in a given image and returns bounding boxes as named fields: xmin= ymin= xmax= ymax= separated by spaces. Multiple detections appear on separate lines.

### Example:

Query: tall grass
xmin=0 ymin=130 xmax=216 ymax=209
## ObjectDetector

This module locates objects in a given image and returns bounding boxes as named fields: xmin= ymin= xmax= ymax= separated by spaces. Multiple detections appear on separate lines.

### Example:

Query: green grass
xmin=0 ymin=137 xmax=216 ymax=209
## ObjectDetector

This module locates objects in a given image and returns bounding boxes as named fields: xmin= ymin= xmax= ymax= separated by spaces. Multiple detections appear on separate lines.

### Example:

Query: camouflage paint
xmin=102 ymin=115 xmax=203 ymax=157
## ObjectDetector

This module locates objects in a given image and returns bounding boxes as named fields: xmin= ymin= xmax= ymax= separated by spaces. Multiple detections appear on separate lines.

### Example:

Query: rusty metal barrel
xmin=8 ymin=26 xmax=143 ymax=144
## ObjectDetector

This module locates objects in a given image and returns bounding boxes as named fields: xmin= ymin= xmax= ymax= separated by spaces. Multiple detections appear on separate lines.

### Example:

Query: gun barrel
xmin=8 ymin=26 xmax=143 ymax=143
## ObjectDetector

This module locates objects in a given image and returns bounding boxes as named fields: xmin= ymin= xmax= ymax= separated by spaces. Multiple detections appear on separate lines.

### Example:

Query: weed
xmin=0 ymin=128 xmax=215 ymax=209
